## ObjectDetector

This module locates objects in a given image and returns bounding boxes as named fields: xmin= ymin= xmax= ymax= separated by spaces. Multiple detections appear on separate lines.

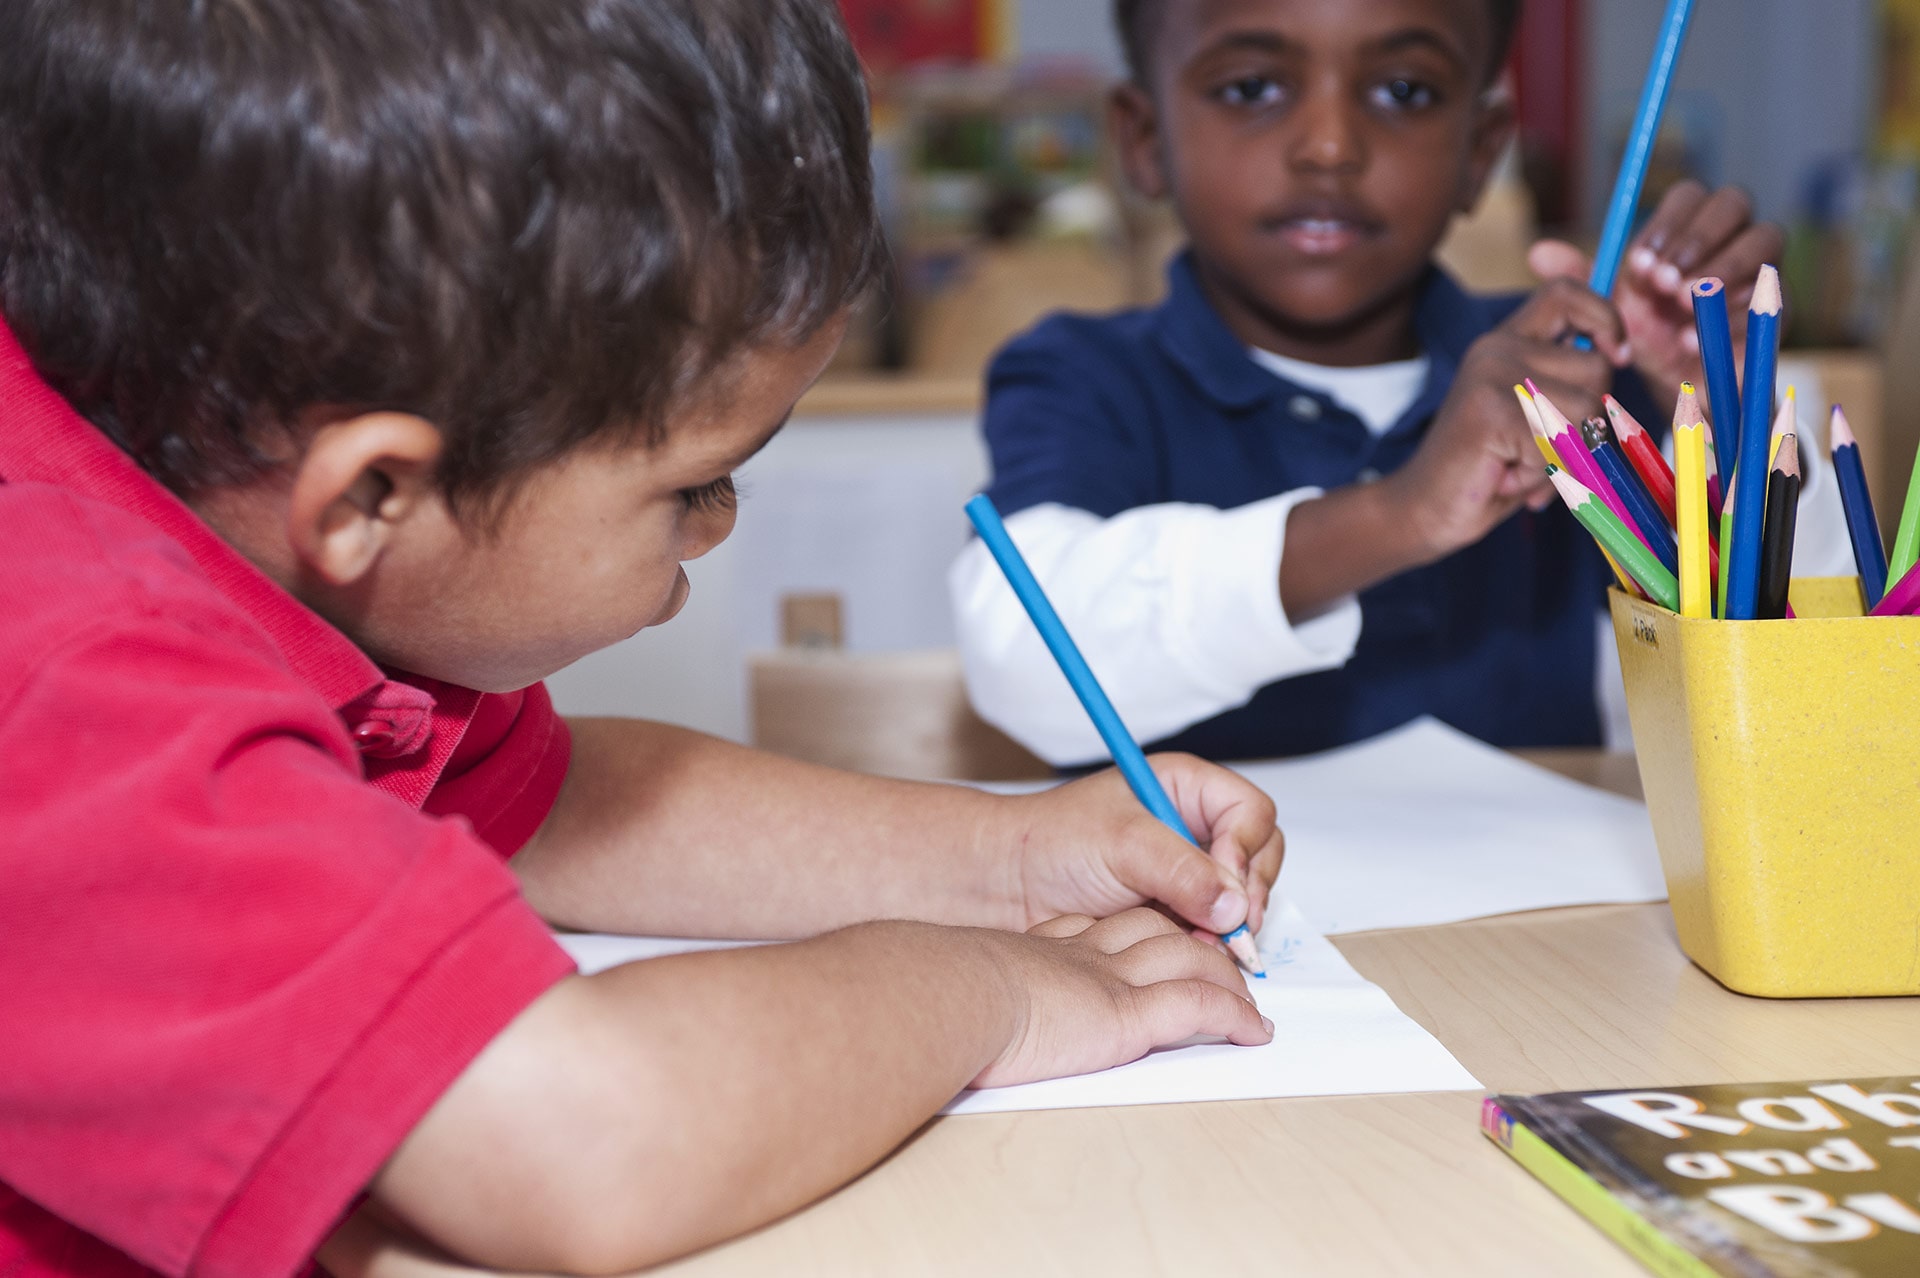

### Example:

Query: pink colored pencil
xmin=1527 ymin=381 xmax=1655 ymax=549
xmin=1869 ymin=559 xmax=1920 ymax=617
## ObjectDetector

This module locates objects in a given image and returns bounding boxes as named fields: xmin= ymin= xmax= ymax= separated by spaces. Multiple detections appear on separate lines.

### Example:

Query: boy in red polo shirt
xmin=0 ymin=2 xmax=1286 ymax=1275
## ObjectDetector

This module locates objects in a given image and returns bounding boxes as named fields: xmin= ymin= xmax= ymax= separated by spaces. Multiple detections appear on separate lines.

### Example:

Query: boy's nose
xmin=1287 ymin=88 xmax=1365 ymax=174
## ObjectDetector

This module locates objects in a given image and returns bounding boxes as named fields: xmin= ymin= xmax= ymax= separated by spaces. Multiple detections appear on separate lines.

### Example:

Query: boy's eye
xmin=1369 ymin=78 xmax=1439 ymax=111
xmin=1215 ymin=74 xmax=1286 ymax=108
xmin=678 ymin=475 xmax=737 ymax=515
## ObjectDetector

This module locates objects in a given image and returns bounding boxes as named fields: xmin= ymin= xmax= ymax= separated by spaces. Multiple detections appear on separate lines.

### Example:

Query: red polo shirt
xmin=0 ymin=320 xmax=579 ymax=1278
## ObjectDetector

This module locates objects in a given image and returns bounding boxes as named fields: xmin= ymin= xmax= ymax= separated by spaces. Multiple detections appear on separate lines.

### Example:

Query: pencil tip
xmin=1831 ymin=404 xmax=1856 ymax=448
xmin=1774 ymin=432 xmax=1800 ymax=477
xmin=1752 ymin=264 xmax=1783 ymax=315
xmin=1691 ymin=276 xmax=1723 ymax=298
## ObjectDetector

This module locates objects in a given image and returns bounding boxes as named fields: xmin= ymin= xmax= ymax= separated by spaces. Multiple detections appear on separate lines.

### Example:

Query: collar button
xmin=1288 ymin=394 xmax=1322 ymax=420
xmin=352 ymin=720 xmax=399 ymax=755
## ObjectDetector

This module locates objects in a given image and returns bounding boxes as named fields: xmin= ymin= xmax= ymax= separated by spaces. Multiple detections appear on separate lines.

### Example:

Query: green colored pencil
xmin=1549 ymin=466 xmax=1681 ymax=613
xmin=1890 ymin=442 xmax=1920 ymax=583
xmin=1716 ymin=468 xmax=1738 ymax=619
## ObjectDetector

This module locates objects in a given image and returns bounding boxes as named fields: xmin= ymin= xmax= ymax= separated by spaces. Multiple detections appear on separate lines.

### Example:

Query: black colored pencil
xmin=1757 ymin=433 xmax=1801 ymax=621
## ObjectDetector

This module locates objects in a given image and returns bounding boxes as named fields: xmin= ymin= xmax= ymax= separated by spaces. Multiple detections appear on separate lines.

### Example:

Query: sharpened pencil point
xmin=1830 ymin=404 xmax=1857 ymax=451
xmin=1223 ymin=926 xmax=1265 ymax=978
xmin=1752 ymin=263 xmax=1782 ymax=316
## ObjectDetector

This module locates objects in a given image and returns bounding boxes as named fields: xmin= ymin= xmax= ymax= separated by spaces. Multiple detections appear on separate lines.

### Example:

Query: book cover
xmin=1482 ymin=1077 xmax=1920 ymax=1277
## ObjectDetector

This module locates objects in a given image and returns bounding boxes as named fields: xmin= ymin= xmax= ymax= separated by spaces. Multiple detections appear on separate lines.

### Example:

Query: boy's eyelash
xmin=679 ymin=475 xmax=738 ymax=514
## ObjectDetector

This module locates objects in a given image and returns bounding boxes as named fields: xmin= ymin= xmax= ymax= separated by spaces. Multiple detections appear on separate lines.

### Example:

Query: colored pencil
xmin=1758 ymin=434 xmax=1801 ymax=621
xmin=1529 ymin=381 xmax=1653 ymax=547
xmin=1675 ymin=417 xmax=1711 ymax=618
xmin=1549 ymin=467 xmax=1681 ymax=612
xmin=1518 ymin=384 xmax=1639 ymax=595
xmin=1514 ymin=384 xmax=1560 ymax=468
xmin=1588 ymin=418 xmax=1679 ymax=575
xmin=1830 ymin=405 xmax=1889 ymax=607
xmin=1890 ymin=433 xmax=1920 ymax=585
xmin=1703 ymin=418 xmax=1724 ymax=522
xmin=1870 ymin=558 xmax=1920 ymax=617
xmin=1716 ymin=468 xmax=1738 ymax=618
xmin=1605 ymin=393 xmax=1679 ymax=525
xmin=1587 ymin=0 xmax=1696 ymax=306
xmin=1691 ymin=278 xmax=1742 ymax=471
xmin=1725 ymin=265 xmax=1782 ymax=620
xmin=1769 ymin=387 xmax=1797 ymax=464
xmin=962 ymin=493 xmax=1265 ymax=976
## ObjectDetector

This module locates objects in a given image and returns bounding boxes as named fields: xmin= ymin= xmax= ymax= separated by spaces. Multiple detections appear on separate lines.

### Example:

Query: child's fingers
xmin=1656 ymin=185 xmax=1756 ymax=286
xmin=1131 ymin=979 xmax=1273 ymax=1047
xmin=1028 ymin=913 xmax=1098 ymax=939
xmin=1627 ymin=178 xmax=1708 ymax=273
xmin=1106 ymin=813 xmax=1253 ymax=936
xmin=1510 ymin=279 xmax=1631 ymax=364
xmin=1242 ymin=825 xmax=1284 ymax=935
xmin=1693 ymin=224 xmax=1787 ymax=306
xmin=1110 ymin=930 xmax=1248 ymax=994
xmin=1081 ymin=905 xmax=1186 ymax=952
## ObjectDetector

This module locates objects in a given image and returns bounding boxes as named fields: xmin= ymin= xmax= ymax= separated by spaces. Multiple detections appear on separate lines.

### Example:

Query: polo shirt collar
xmin=1150 ymin=250 xmax=1482 ymax=419
xmin=0 ymin=317 xmax=457 ymax=764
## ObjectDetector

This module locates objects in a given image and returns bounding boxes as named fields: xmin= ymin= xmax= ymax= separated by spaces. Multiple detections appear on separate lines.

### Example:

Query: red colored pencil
xmin=1605 ymin=392 xmax=1679 ymax=525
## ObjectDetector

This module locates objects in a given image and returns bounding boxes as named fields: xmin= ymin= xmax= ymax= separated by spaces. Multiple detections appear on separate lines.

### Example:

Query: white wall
xmin=544 ymin=413 xmax=989 ymax=739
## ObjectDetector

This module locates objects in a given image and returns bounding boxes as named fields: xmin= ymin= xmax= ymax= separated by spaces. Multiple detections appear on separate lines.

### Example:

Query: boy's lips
xmin=1262 ymin=203 xmax=1384 ymax=257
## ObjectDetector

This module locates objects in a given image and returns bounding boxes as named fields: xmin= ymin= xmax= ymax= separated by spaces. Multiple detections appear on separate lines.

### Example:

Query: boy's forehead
xmin=1161 ymin=0 xmax=1489 ymax=65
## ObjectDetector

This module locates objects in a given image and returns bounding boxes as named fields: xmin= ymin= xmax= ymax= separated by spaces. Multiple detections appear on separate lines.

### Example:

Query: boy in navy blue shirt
xmin=952 ymin=0 xmax=1788 ymax=764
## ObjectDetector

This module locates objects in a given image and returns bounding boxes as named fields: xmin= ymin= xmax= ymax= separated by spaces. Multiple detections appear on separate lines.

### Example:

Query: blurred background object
xmin=545 ymin=0 xmax=1920 ymax=749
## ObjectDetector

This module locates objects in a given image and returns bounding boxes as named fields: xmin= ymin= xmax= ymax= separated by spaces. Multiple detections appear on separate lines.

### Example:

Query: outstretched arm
xmin=511 ymin=717 xmax=1284 ymax=944
xmin=322 ymin=911 xmax=1268 ymax=1276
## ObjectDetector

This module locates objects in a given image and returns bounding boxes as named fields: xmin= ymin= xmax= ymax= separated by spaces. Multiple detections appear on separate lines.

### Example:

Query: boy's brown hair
xmin=0 ymin=0 xmax=882 ymax=512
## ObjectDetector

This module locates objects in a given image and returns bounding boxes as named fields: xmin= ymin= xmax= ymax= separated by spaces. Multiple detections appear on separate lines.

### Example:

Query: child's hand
xmin=1529 ymin=180 xmax=1784 ymax=401
xmin=972 ymin=908 xmax=1273 ymax=1087
xmin=1383 ymin=279 xmax=1628 ymax=561
xmin=999 ymin=755 xmax=1284 ymax=943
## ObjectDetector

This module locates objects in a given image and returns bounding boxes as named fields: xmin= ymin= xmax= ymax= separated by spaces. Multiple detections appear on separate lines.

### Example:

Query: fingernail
xmin=1655 ymin=263 xmax=1682 ymax=291
xmin=1630 ymin=246 xmax=1657 ymax=274
xmin=1211 ymin=890 xmax=1247 ymax=932
xmin=1261 ymin=1016 xmax=1275 ymax=1036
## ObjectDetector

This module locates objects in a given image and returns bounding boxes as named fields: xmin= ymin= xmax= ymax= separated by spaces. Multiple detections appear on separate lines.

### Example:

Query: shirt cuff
xmin=1159 ymin=490 xmax=1362 ymax=698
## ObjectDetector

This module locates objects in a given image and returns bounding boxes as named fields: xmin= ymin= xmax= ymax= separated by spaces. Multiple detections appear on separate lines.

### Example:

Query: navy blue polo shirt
xmin=979 ymin=251 xmax=1663 ymax=759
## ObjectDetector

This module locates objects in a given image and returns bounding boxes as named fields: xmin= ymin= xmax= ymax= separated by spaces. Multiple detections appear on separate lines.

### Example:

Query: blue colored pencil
xmin=1691 ymin=278 xmax=1742 ymax=472
xmin=963 ymin=494 xmax=1265 ymax=976
xmin=1830 ymin=406 xmax=1889 ymax=607
xmin=1725 ymin=266 xmax=1783 ymax=619
xmin=1591 ymin=0 xmax=1696 ymax=299
xmin=1592 ymin=429 xmax=1680 ymax=577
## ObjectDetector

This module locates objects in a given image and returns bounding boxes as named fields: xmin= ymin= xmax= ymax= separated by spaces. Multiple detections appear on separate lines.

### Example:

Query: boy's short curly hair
xmin=0 ymin=0 xmax=882 ymax=511
xmin=1115 ymin=0 xmax=1524 ymax=87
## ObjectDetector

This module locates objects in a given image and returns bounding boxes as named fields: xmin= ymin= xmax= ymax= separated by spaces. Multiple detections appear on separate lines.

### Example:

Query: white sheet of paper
xmin=1228 ymin=717 xmax=1666 ymax=934
xmin=554 ymin=898 xmax=1479 ymax=1116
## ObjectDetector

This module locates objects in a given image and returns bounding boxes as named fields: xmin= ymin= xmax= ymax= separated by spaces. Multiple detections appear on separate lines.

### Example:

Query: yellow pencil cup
xmin=1609 ymin=578 xmax=1920 ymax=998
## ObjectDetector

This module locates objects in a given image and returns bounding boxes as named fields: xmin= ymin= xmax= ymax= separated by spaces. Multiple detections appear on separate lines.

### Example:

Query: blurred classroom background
xmin=547 ymin=0 xmax=1920 ymax=766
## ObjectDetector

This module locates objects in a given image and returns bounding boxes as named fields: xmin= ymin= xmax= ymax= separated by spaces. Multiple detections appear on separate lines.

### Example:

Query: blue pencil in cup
xmin=962 ymin=494 xmax=1266 ymax=977
xmin=1691 ymin=278 xmax=1742 ymax=472
xmin=1725 ymin=265 xmax=1783 ymax=620
xmin=1573 ymin=0 xmax=1695 ymax=351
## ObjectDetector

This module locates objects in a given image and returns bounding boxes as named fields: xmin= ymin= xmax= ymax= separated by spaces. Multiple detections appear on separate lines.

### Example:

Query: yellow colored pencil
xmin=1675 ymin=417 xmax=1711 ymax=618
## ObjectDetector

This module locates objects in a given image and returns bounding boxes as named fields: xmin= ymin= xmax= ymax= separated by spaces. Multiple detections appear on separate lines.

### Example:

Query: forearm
xmin=513 ymin=716 xmax=1019 ymax=936
xmin=1278 ymin=479 xmax=1432 ymax=620
xmin=364 ymin=924 xmax=1019 ymax=1275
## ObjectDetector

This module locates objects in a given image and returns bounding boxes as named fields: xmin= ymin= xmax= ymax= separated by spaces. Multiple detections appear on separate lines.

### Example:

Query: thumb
xmin=1115 ymin=815 xmax=1249 ymax=935
xmin=1528 ymin=238 xmax=1591 ymax=284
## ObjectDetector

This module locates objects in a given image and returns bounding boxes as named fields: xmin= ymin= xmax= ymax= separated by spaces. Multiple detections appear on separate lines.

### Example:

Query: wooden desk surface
xmin=652 ymin=753 xmax=1920 ymax=1277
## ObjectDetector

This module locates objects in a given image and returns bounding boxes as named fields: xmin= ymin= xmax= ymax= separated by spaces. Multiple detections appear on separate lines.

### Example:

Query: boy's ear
xmin=1108 ymin=81 xmax=1169 ymax=200
xmin=1459 ymin=72 xmax=1520 ymax=213
xmin=287 ymin=412 xmax=447 ymax=587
